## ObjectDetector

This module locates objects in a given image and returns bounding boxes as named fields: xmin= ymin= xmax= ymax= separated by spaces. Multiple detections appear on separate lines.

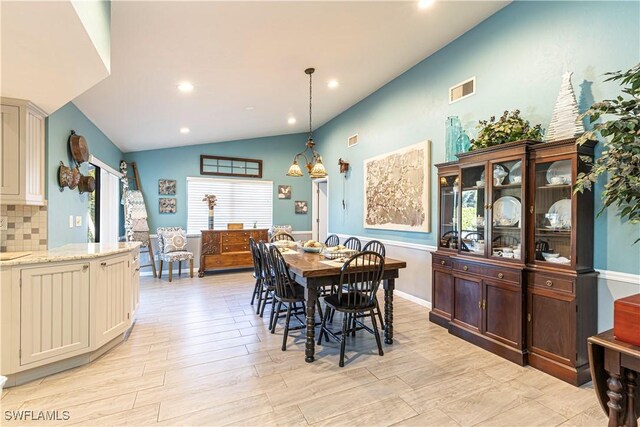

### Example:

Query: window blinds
xmin=187 ymin=176 xmax=273 ymax=235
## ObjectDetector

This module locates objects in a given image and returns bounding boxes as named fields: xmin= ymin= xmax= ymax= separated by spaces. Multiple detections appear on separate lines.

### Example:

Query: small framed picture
xmin=158 ymin=179 xmax=176 ymax=195
xmin=295 ymin=201 xmax=308 ymax=214
xmin=159 ymin=198 xmax=177 ymax=213
xmin=278 ymin=185 xmax=292 ymax=199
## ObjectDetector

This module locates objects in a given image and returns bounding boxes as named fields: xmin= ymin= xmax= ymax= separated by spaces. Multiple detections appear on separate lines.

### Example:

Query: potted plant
xmin=470 ymin=110 xmax=544 ymax=151
xmin=574 ymin=63 xmax=640 ymax=242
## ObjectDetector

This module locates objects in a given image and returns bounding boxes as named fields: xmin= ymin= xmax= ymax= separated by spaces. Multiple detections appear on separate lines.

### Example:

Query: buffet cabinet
xmin=430 ymin=139 xmax=597 ymax=385
xmin=198 ymin=229 xmax=268 ymax=276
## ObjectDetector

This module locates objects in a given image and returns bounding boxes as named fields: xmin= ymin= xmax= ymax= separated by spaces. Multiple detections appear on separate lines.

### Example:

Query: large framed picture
xmin=363 ymin=140 xmax=431 ymax=232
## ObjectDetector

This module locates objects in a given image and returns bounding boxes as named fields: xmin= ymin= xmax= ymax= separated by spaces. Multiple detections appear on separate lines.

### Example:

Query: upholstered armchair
xmin=156 ymin=227 xmax=194 ymax=282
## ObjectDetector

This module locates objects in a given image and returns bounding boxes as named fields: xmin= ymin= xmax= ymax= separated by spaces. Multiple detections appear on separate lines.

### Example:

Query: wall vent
xmin=347 ymin=134 xmax=358 ymax=148
xmin=449 ymin=77 xmax=476 ymax=104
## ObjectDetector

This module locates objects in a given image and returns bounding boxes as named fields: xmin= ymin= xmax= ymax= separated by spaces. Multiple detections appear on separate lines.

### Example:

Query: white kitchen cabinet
xmin=0 ymin=97 xmax=46 ymax=205
xmin=19 ymin=263 xmax=90 ymax=365
xmin=131 ymin=249 xmax=140 ymax=320
xmin=94 ymin=254 xmax=131 ymax=347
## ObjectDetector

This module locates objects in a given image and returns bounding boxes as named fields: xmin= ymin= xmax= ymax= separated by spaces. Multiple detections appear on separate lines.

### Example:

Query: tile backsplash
xmin=1 ymin=204 xmax=48 ymax=252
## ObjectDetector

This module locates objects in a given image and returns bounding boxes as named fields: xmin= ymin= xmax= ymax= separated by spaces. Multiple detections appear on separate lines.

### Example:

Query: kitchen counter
xmin=0 ymin=242 xmax=141 ymax=266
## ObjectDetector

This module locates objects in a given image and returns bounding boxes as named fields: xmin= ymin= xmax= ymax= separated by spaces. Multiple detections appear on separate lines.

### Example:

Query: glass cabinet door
xmin=439 ymin=175 xmax=460 ymax=250
xmin=489 ymin=159 xmax=524 ymax=261
xmin=460 ymin=165 xmax=487 ymax=256
xmin=533 ymin=159 xmax=573 ymax=266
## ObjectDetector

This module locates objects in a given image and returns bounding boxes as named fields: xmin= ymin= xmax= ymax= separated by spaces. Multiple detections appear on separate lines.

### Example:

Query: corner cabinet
xmin=0 ymin=97 xmax=47 ymax=205
xmin=430 ymin=139 xmax=597 ymax=385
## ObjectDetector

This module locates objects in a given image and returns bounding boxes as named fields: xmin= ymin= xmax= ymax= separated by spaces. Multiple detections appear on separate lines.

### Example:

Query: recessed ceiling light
xmin=328 ymin=80 xmax=339 ymax=89
xmin=180 ymin=127 xmax=190 ymax=134
xmin=245 ymin=106 xmax=255 ymax=111
xmin=178 ymin=82 xmax=194 ymax=93
xmin=418 ymin=0 xmax=435 ymax=9
xmin=288 ymin=117 xmax=296 ymax=125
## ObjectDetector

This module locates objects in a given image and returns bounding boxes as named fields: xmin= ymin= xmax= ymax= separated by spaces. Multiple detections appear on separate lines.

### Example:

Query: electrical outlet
xmin=69 ymin=215 xmax=74 ymax=228
xmin=75 ymin=216 xmax=82 ymax=227
xmin=0 ymin=217 xmax=7 ymax=231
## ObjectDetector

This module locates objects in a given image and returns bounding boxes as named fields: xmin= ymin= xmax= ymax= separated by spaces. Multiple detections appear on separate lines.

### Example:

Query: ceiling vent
xmin=347 ymin=134 xmax=359 ymax=148
xmin=449 ymin=77 xmax=475 ymax=104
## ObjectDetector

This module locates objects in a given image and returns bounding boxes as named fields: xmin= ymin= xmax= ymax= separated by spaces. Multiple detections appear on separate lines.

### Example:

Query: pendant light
xmin=286 ymin=68 xmax=328 ymax=179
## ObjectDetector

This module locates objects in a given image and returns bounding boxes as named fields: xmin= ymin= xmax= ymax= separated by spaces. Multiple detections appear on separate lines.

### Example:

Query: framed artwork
xmin=158 ymin=179 xmax=176 ymax=195
xmin=363 ymin=140 xmax=431 ymax=232
xmin=278 ymin=185 xmax=292 ymax=199
xmin=295 ymin=201 xmax=308 ymax=214
xmin=159 ymin=197 xmax=177 ymax=214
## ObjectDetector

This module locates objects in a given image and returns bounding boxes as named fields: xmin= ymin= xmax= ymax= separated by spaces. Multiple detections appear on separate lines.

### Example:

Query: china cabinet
xmin=431 ymin=138 xmax=597 ymax=385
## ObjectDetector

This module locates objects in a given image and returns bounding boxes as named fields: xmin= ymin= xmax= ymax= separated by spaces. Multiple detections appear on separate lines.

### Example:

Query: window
xmin=187 ymin=177 xmax=273 ymax=235
xmin=87 ymin=156 xmax=121 ymax=243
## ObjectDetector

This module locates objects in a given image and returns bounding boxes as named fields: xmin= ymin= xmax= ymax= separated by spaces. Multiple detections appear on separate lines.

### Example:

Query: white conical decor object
xmin=546 ymin=71 xmax=585 ymax=142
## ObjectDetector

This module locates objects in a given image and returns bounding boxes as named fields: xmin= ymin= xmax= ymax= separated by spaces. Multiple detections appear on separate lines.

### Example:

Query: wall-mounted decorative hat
xmin=78 ymin=174 xmax=96 ymax=194
xmin=69 ymin=130 xmax=90 ymax=165
xmin=58 ymin=162 xmax=81 ymax=191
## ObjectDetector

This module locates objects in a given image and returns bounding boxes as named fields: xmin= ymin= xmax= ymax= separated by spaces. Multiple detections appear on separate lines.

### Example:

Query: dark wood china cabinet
xmin=431 ymin=138 xmax=597 ymax=386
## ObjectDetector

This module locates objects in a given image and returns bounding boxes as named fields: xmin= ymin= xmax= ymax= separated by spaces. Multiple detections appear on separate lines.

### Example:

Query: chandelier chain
xmin=309 ymin=71 xmax=313 ymax=139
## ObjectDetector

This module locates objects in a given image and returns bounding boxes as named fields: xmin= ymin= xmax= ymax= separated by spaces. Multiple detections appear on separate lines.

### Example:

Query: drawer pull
xmin=478 ymin=300 xmax=482 ymax=308
xmin=497 ymin=273 xmax=504 ymax=279
xmin=100 ymin=261 xmax=107 ymax=267
xmin=441 ymin=260 xmax=446 ymax=265
xmin=82 ymin=264 xmax=89 ymax=271
xmin=463 ymin=265 xmax=468 ymax=271
xmin=546 ymin=280 xmax=553 ymax=287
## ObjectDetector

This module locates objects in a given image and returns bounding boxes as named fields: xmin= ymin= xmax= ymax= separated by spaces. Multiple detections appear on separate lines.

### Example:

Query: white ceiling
xmin=73 ymin=1 xmax=509 ymax=153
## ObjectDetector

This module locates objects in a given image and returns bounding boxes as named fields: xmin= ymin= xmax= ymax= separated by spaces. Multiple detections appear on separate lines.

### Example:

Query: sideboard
xmin=198 ymin=228 xmax=268 ymax=276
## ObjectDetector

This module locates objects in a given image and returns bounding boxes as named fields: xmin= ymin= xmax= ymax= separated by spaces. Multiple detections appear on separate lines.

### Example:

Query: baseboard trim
xmin=333 ymin=233 xmax=436 ymax=252
xmin=394 ymin=289 xmax=432 ymax=309
xmin=596 ymin=269 xmax=639 ymax=285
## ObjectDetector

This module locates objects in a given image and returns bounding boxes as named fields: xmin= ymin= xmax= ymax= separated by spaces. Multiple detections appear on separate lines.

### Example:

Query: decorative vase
xmin=208 ymin=207 xmax=214 ymax=229
xmin=445 ymin=116 xmax=467 ymax=162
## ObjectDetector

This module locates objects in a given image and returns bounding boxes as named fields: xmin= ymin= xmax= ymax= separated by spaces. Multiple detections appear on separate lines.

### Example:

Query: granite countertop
xmin=0 ymin=242 xmax=141 ymax=266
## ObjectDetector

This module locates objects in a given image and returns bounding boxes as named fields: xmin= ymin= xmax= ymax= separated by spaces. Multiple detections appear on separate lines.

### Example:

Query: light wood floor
xmin=2 ymin=271 xmax=608 ymax=426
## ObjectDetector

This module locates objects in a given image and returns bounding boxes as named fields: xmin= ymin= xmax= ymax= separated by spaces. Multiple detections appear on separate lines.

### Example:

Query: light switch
xmin=69 ymin=215 xmax=74 ymax=228
xmin=75 ymin=216 xmax=82 ymax=227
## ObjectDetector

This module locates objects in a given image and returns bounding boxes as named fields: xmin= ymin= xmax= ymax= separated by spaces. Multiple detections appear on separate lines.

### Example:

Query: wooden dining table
xmin=281 ymin=249 xmax=407 ymax=363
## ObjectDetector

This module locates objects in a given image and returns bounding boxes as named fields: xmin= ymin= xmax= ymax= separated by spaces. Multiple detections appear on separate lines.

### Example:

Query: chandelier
xmin=286 ymin=68 xmax=328 ymax=179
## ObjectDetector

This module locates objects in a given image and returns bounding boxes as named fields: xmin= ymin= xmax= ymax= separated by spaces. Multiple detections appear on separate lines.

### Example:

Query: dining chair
xmin=343 ymin=237 xmax=362 ymax=251
xmin=249 ymin=237 xmax=263 ymax=306
xmin=325 ymin=234 xmax=340 ymax=247
xmin=256 ymin=242 xmax=276 ymax=321
xmin=268 ymin=245 xmax=307 ymax=351
xmin=270 ymin=232 xmax=295 ymax=242
xmin=318 ymin=251 xmax=385 ymax=367
xmin=360 ymin=240 xmax=386 ymax=329
xmin=156 ymin=227 xmax=194 ymax=282
xmin=492 ymin=235 xmax=520 ymax=248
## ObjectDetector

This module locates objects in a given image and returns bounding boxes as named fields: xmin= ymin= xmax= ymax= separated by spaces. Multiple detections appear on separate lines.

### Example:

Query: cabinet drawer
xmin=452 ymin=260 xmax=520 ymax=284
xmin=222 ymin=232 xmax=251 ymax=244
xmin=528 ymin=272 xmax=574 ymax=294
xmin=432 ymin=254 xmax=452 ymax=269
xmin=222 ymin=243 xmax=250 ymax=253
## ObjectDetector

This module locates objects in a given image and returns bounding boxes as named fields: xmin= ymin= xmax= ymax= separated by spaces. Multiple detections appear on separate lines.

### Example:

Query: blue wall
xmin=46 ymin=102 xmax=123 ymax=247
xmin=124 ymin=133 xmax=313 ymax=233
xmin=315 ymin=0 xmax=640 ymax=275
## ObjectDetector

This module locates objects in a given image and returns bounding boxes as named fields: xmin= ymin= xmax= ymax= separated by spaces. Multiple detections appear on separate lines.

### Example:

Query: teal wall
xmin=46 ymin=102 xmax=123 ymax=248
xmin=315 ymin=0 xmax=640 ymax=275
xmin=123 ymin=133 xmax=313 ymax=234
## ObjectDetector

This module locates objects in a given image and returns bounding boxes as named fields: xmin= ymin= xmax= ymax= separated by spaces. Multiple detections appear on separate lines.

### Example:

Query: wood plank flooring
xmin=1 ymin=271 xmax=607 ymax=426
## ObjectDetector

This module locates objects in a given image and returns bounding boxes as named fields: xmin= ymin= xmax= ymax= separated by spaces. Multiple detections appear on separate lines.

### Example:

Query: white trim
xmin=334 ymin=233 xmax=436 ymax=252
xmin=596 ymin=269 xmax=640 ymax=285
xmin=291 ymin=230 xmax=312 ymax=236
xmin=449 ymin=76 xmax=476 ymax=104
xmin=88 ymin=155 xmax=123 ymax=177
xmin=394 ymin=289 xmax=432 ymax=309
xmin=311 ymin=177 xmax=329 ymax=242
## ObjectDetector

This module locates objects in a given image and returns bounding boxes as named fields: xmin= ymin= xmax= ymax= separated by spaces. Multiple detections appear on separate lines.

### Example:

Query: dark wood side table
xmin=588 ymin=329 xmax=640 ymax=427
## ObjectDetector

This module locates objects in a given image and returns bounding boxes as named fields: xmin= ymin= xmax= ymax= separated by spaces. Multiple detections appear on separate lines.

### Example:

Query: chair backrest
xmin=335 ymin=251 xmax=385 ymax=309
xmin=270 ymin=232 xmax=295 ymax=243
xmin=535 ymin=239 xmax=549 ymax=260
xmin=325 ymin=234 xmax=340 ymax=247
xmin=156 ymin=226 xmax=185 ymax=254
xmin=249 ymin=237 xmax=262 ymax=279
xmin=343 ymin=237 xmax=362 ymax=251
xmin=492 ymin=235 xmax=520 ymax=247
xmin=362 ymin=240 xmax=385 ymax=257
xmin=258 ymin=242 xmax=275 ymax=288
xmin=268 ymin=245 xmax=298 ymax=299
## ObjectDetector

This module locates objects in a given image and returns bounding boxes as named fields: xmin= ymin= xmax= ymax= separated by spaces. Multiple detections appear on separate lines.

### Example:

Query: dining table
xmin=280 ymin=248 xmax=407 ymax=363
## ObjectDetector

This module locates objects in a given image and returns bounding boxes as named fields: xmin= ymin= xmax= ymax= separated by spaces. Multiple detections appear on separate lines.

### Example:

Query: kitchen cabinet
xmin=0 ymin=97 xmax=46 ymax=205
xmin=95 ymin=254 xmax=131 ymax=347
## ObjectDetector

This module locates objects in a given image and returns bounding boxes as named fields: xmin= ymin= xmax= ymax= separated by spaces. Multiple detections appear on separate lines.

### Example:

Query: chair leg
xmin=178 ymin=261 xmax=182 ymax=276
xmin=282 ymin=304 xmax=292 ymax=351
xmin=375 ymin=297 xmax=385 ymax=329
xmin=260 ymin=289 xmax=271 ymax=318
xmin=271 ymin=301 xmax=282 ymax=334
xmin=370 ymin=309 xmax=384 ymax=356
xmin=189 ymin=259 xmax=194 ymax=278
xmin=168 ymin=262 xmax=173 ymax=282
xmin=158 ymin=260 xmax=163 ymax=278
xmin=250 ymin=278 xmax=260 ymax=305
xmin=317 ymin=306 xmax=329 ymax=345
xmin=339 ymin=313 xmax=348 ymax=367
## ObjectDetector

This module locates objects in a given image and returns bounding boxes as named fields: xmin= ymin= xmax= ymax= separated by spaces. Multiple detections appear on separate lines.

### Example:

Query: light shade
xmin=310 ymin=158 xmax=328 ymax=179
xmin=286 ymin=161 xmax=303 ymax=177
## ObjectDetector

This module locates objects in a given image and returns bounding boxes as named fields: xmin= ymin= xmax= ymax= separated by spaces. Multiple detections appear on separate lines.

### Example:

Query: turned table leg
xmin=304 ymin=286 xmax=318 ymax=363
xmin=383 ymin=278 xmax=395 ymax=344
xmin=607 ymin=372 xmax=624 ymax=427
xmin=626 ymin=369 xmax=638 ymax=427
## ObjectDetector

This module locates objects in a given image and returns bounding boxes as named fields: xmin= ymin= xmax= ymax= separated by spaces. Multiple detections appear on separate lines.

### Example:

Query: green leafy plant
xmin=470 ymin=110 xmax=543 ymax=151
xmin=574 ymin=64 xmax=640 ymax=241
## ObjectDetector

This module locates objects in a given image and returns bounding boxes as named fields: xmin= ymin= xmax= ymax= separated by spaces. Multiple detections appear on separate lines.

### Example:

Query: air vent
xmin=449 ymin=77 xmax=476 ymax=104
xmin=347 ymin=134 xmax=358 ymax=148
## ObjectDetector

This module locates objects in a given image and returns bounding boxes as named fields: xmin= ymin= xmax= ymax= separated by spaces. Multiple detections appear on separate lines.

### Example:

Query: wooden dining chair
xmin=318 ymin=251 xmax=385 ymax=367
xmin=343 ymin=237 xmax=362 ymax=251
xmin=270 ymin=232 xmax=295 ymax=243
xmin=256 ymin=242 xmax=276 ymax=322
xmin=268 ymin=245 xmax=307 ymax=351
xmin=249 ymin=237 xmax=263 ymax=306
xmin=360 ymin=240 xmax=386 ymax=329
xmin=325 ymin=234 xmax=340 ymax=247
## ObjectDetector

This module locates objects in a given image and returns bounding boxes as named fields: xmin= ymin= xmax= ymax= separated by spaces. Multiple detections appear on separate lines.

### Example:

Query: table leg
xmin=626 ymin=369 xmax=638 ymax=427
xmin=383 ymin=278 xmax=395 ymax=345
xmin=198 ymin=256 xmax=205 ymax=278
xmin=607 ymin=372 xmax=624 ymax=427
xmin=305 ymin=286 xmax=318 ymax=363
